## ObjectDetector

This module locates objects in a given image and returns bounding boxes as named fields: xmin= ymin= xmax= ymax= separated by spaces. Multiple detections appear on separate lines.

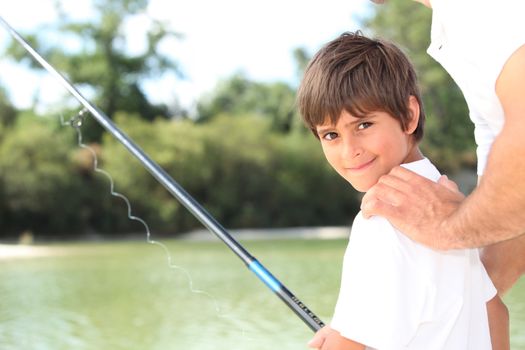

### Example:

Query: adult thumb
xmin=438 ymin=175 xmax=460 ymax=192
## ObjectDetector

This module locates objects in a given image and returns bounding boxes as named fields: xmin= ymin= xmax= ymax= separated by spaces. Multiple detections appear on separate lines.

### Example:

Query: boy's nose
xmin=342 ymin=138 xmax=362 ymax=159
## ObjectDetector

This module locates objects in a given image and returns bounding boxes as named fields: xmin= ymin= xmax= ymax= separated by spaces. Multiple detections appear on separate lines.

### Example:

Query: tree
xmin=363 ymin=0 xmax=475 ymax=171
xmin=292 ymin=47 xmax=311 ymax=81
xmin=5 ymin=0 xmax=182 ymax=140
xmin=0 ymin=116 xmax=80 ymax=235
xmin=0 ymin=85 xmax=17 ymax=128
xmin=195 ymin=72 xmax=300 ymax=133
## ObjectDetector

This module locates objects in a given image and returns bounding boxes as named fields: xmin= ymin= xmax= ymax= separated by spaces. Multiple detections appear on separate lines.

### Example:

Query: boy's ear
xmin=406 ymin=95 xmax=420 ymax=134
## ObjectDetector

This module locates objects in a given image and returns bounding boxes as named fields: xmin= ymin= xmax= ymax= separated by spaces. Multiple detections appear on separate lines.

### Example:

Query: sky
xmin=0 ymin=0 xmax=374 ymax=113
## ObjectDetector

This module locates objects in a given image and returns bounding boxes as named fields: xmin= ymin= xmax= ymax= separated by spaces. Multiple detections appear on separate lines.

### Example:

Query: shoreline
xmin=178 ymin=226 xmax=349 ymax=241
xmin=0 ymin=226 xmax=350 ymax=259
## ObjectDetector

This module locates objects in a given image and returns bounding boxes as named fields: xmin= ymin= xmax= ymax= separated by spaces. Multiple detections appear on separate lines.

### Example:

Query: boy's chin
xmin=349 ymin=181 xmax=373 ymax=193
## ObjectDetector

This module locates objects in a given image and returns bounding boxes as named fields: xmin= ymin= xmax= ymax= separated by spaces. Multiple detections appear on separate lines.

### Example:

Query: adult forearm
xmin=443 ymin=128 xmax=525 ymax=248
xmin=482 ymin=237 xmax=525 ymax=295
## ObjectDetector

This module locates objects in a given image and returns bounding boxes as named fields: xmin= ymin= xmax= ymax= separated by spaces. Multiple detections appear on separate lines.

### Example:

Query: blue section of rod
xmin=248 ymin=260 xmax=282 ymax=292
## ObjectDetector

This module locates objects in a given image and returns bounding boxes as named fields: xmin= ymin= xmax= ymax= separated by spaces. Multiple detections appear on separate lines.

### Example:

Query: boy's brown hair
xmin=297 ymin=31 xmax=425 ymax=141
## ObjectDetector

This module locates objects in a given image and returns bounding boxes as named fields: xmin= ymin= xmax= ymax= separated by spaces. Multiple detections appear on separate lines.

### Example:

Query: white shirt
xmin=330 ymin=158 xmax=496 ymax=350
xmin=427 ymin=0 xmax=525 ymax=175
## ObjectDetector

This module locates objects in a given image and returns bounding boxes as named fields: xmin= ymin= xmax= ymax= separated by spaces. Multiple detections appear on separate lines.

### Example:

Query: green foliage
xmin=292 ymin=47 xmax=311 ymax=80
xmin=0 ymin=110 xmax=360 ymax=238
xmin=0 ymin=0 xmax=480 ymax=239
xmin=0 ymin=86 xmax=17 ymax=127
xmin=0 ymin=116 xmax=79 ymax=235
xmin=99 ymin=114 xmax=359 ymax=235
xmin=196 ymin=73 xmax=301 ymax=133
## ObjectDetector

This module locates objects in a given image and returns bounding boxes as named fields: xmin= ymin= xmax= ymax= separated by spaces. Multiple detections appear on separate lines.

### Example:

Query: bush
xmin=101 ymin=114 xmax=360 ymax=235
xmin=0 ymin=116 xmax=83 ymax=236
xmin=0 ymin=112 xmax=362 ymax=239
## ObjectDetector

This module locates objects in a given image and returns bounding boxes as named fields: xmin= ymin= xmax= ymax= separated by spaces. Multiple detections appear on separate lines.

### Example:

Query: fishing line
xmin=60 ymin=109 xmax=250 ymax=338
xmin=0 ymin=15 xmax=324 ymax=333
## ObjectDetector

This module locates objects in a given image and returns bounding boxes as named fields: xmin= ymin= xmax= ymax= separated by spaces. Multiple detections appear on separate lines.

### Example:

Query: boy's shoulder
xmin=350 ymin=212 xmax=399 ymax=250
xmin=400 ymin=157 xmax=441 ymax=183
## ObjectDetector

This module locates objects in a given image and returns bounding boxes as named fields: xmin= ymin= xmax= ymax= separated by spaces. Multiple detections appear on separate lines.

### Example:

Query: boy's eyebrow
xmin=316 ymin=115 xmax=375 ymax=134
xmin=315 ymin=125 xmax=335 ymax=135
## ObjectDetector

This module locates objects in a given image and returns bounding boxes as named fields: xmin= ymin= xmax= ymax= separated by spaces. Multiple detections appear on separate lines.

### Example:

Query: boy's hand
xmin=307 ymin=325 xmax=365 ymax=350
xmin=308 ymin=325 xmax=330 ymax=348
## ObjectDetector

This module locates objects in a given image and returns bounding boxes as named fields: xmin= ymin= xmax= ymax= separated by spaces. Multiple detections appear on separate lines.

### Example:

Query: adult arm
xmin=361 ymin=44 xmax=525 ymax=251
xmin=481 ymin=226 xmax=525 ymax=294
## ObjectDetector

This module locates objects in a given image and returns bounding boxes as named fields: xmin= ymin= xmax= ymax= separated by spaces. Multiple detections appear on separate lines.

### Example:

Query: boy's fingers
xmin=307 ymin=334 xmax=324 ymax=348
xmin=307 ymin=337 xmax=322 ymax=348
xmin=307 ymin=338 xmax=322 ymax=348
xmin=307 ymin=326 xmax=329 ymax=348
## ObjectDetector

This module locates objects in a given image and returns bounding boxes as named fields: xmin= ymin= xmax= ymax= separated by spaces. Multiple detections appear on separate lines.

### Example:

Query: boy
xmin=297 ymin=32 xmax=508 ymax=349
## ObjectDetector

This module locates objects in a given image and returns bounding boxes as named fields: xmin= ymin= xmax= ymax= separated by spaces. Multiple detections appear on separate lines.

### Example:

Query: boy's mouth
xmin=348 ymin=157 xmax=376 ymax=171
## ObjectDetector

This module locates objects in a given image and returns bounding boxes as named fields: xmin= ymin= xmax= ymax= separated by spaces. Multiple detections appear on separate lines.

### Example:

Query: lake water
xmin=1 ymin=237 xmax=524 ymax=349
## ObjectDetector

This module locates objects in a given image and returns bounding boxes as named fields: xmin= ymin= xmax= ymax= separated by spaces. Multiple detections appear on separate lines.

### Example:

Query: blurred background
xmin=0 ymin=0 xmax=476 ymax=239
xmin=1 ymin=1 xmax=521 ymax=349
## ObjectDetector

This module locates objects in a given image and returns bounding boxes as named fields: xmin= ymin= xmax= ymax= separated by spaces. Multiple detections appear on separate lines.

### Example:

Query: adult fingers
xmin=361 ymin=174 xmax=409 ymax=213
xmin=438 ymin=175 xmax=460 ymax=193
xmin=389 ymin=165 xmax=424 ymax=182
xmin=390 ymin=166 xmax=441 ymax=190
xmin=361 ymin=187 xmax=404 ymax=220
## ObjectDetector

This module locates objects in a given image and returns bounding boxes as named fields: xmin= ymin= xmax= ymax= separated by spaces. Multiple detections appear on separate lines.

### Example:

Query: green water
xmin=0 ymin=238 xmax=523 ymax=349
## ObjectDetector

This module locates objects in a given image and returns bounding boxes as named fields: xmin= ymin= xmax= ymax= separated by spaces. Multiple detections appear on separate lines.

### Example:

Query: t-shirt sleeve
xmin=478 ymin=253 xmax=497 ymax=302
xmin=475 ymin=2 xmax=525 ymax=83
xmin=330 ymin=214 xmax=433 ymax=349
xmin=473 ymin=112 xmax=497 ymax=175
xmin=453 ymin=2 xmax=525 ymax=175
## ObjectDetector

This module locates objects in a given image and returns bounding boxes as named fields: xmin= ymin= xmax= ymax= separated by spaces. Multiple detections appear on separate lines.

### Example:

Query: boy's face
xmin=316 ymin=109 xmax=422 ymax=192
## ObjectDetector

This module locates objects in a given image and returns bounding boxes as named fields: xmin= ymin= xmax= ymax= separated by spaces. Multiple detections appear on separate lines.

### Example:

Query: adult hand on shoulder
xmin=361 ymin=166 xmax=465 ymax=250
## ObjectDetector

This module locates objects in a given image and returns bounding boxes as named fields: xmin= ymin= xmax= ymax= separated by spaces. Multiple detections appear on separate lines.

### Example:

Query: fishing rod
xmin=0 ymin=16 xmax=325 ymax=332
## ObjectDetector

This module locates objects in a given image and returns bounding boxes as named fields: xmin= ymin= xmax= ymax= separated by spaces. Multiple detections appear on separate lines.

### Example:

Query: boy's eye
xmin=322 ymin=132 xmax=338 ymax=141
xmin=358 ymin=122 xmax=372 ymax=130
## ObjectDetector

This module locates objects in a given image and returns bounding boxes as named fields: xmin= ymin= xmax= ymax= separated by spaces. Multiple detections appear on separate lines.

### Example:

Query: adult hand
xmin=361 ymin=166 xmax=465 ymax=250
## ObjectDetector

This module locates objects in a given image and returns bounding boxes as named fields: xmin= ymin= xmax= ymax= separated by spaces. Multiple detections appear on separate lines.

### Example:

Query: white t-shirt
xmin=330 ymin=158 xmax=496 ymax=350
xmin=427 ymin=0 xmax=525 ymax=175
